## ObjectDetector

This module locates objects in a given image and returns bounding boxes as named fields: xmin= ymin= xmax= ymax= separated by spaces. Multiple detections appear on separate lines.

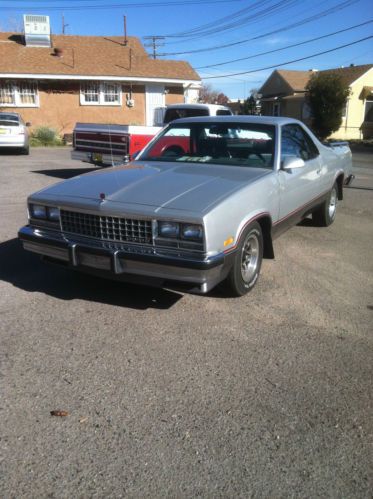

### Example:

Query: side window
xmin=281 ymin=124 xmax=319 ymax=161
xmin=216 ymin=109 xmax=232 ymax=116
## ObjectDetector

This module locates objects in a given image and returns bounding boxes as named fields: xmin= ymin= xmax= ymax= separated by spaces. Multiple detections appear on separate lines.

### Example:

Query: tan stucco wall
xmin=0 ymin=81 xmax=185 ymax=135
xmin=330 ymin=68 xmax=373 ymax=140
xmin=281 ymin=98 xmax=304 ymax=120
xmin=165 ymin=86 xmax=184 ymax=105
xmin=260 ymin=97 xmax=304 ymax=119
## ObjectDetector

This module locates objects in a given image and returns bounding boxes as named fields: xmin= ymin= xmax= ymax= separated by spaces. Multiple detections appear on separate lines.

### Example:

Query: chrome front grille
xmin=60 ymin=210 xmax=152 ymax=244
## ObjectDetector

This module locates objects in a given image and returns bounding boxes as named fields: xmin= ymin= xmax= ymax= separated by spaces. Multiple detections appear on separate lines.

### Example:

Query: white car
xmin=19 ymin=116 xmax=353 ymax=296
xmin=0 ymin=112 xmax=30 ymax=155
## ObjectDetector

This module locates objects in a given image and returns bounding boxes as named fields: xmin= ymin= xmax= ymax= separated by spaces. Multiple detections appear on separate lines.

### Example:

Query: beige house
xmin=0 ymin=25 xmax=201 ymax=135
xmin=259 ymin=64 xmax=373 ymax=139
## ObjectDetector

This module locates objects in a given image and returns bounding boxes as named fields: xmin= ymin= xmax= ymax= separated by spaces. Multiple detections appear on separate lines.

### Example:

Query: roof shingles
xmin=0 ymin=32 xmax=200 ymax=81
xmin=277 ymin=64 xmax=372 ymax=91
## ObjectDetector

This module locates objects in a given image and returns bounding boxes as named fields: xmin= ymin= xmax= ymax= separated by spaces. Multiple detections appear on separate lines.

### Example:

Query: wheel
xmin=312 ymin=182 xmax=338 ymax=227
xmin=224 ymin=222 xmax=263 ymax=296
xmin=21 ymin=146 xmax=30 ymax=155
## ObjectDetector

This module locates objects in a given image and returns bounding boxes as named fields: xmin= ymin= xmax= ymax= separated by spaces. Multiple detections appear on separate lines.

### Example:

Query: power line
xmin=0 ymin=0 xmax=242 ymax=10
xmin=201 ymin=36 xmax=373 ymax=80
xmin=195 ymin=19 xmax=373 ymax=69
xmin=162 ymin=0 xmax=297 ymax=39
xmin=157 ymin=0 xmax=360 ymax=55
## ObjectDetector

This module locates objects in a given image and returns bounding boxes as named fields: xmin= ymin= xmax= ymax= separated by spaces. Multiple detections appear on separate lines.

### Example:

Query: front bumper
xmin=18 ymin=225 xmax=230 ymax=293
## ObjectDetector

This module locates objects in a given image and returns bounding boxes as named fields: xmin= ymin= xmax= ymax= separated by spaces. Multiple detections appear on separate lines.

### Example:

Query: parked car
xmin=19 ymin=116 xmax=353 ymax=296
xmin=0 ymin=112 xmax=30 ymax=154
xmin=71 ymin=103 xmax=233 ymax=166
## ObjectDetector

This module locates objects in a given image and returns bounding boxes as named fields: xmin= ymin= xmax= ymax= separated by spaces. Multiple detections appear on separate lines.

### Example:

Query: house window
xmin=364 ymin=99 xmax=373 ymax=121
xmin=82 ymin=82 xmax=99 ymax=103
xmin=302 ymin=102 xmax=311 ymax=120
xmin=0 ymin=81 xmax=38 ymax=107
xmin=273 ymin=102 xmax=280 ymax=116
xmin=80 ymin=81 xmax=121 ymax=106
xmin=341 ymin=102 xmax=347 ymax=118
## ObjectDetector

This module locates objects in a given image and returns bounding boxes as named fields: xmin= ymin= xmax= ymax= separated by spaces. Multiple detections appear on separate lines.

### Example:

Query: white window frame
xmin=0 ymin=81 xmax=39 ymax=107
xmin=80 ymin=81 xmax=122 ymax=106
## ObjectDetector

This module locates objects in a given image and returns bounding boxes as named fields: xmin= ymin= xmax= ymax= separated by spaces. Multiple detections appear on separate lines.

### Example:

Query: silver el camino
xmin=18 ymin=116 xmax=353 ymax=296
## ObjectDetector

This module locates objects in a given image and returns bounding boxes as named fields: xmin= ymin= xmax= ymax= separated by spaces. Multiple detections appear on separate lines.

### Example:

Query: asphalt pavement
xmin=0 ymin=147 xmax=372 ymax=498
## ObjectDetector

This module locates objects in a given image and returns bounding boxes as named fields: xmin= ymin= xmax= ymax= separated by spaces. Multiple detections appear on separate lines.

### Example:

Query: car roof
xmin=169 ymin=115 xmax=303 ymax=126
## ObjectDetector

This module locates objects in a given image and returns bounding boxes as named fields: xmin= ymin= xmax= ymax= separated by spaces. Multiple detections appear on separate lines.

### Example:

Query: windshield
xmin=163 ymin=108 xmax=209 ymax=124
xmin=0 ymin=114 xmax=20 ymax=126
xmin=140 ymin=122 xmax=275 ymax=169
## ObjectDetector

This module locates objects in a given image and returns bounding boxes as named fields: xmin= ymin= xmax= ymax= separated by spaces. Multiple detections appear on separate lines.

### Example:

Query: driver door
xmin=277 ymin=124 xmax=322 ymax=233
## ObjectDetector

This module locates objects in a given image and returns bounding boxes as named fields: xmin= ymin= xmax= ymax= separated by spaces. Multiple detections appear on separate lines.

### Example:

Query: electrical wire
xmin=201 ymin=36 xmax=373 ymax=79
xmin=162 ymin=0 xmax=298 ymax=39
xmin=0 ymin=0 xmax=241 ymax=9
xmin=157 ymin=0 xmax=361 ymax=55
xmin=195 ymin=19 xmax=373 ymax=69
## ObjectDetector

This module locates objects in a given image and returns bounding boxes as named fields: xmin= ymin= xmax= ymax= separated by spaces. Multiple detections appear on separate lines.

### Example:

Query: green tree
xmin=306 ymin=72 xmax=350 ymax=140
xmin=242 ymin=95 xmax=256 ymax=115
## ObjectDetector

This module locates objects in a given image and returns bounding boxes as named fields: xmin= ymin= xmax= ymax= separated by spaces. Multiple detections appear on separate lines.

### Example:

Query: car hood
xmin=34 ymin=161 xmax=271 ymax=214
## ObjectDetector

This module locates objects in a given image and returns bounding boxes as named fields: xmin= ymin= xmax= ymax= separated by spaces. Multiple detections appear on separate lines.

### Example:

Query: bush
xmin=306 ymin=73 xmax=351 ymax=141
xmin=30 ymin=126 xmax=64 ymax=146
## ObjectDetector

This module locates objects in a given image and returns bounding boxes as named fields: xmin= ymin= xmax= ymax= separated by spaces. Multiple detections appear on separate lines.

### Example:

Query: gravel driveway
xmin=0 ymin=148 xmax=372 ymax=498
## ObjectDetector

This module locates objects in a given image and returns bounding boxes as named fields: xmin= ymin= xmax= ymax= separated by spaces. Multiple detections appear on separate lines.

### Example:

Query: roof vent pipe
xmin=54 ymin=47 xmax=63 ymax=57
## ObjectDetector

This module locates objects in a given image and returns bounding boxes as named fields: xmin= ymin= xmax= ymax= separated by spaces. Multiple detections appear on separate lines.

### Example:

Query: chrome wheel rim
xmin=329 ymin=187 xmax=337 ymax=219
xmin=241 ymin=232 xmax=259 ymax=283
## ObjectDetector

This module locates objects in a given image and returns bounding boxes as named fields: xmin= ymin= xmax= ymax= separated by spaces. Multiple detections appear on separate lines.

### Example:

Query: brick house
xmin=259 ymin=64 xmax=373 ymax=139
xmin=0 ymin=29 xmax=201 ymax=135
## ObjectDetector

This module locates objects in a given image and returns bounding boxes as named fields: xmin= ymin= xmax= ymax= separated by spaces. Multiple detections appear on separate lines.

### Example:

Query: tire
xmin=224 ymin=222 xmax=263 ymax=297
xmin=21 ymin=146 xmax=30 ymax=155
xmin=312 ymin=182 xmax=338 ymax=227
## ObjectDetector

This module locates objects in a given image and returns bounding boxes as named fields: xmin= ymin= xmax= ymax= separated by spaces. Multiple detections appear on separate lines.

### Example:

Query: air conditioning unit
xmin=23 ymin=14 xmax=51 ymax=47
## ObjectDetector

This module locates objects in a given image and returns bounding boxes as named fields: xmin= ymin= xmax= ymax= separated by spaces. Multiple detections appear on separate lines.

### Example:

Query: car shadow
xmin=0 ymin=148 xmax=25 ymax=156
xmin=32 ymin=167 xmax=98 ymax=179
xmin=346 ymin=186 xmax=373 ymax=191
xmin=0 ymin=238 xmax=183 ymax=310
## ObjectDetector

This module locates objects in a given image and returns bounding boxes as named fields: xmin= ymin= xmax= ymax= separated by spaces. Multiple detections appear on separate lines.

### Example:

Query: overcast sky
xmin=1 ymin=0 xmax=372 ymax=99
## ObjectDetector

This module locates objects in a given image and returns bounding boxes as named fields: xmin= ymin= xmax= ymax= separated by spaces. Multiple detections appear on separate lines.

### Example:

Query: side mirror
xmin=281 ymin=156 xmax=305 ymax=171
xmin=25 ymin=122 xmax=31 ymax=127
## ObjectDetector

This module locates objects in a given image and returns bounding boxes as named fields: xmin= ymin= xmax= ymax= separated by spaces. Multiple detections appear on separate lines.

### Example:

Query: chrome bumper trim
xmin=18 ymin=226 xmax=227 ymax=289
xmin=71 ymin=150 xmax=126 ymax=165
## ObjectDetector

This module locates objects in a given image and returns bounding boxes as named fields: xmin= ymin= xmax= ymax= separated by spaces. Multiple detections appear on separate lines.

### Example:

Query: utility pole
xmin=143 ymin=36 xmax=165 ymax=59
xmin=62 ymin=14 xmax=69 ymax=35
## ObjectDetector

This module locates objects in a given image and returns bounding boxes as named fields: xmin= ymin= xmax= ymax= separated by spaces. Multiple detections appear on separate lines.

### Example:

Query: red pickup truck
xmin=71 ymin=103 xmax=233 ymax=166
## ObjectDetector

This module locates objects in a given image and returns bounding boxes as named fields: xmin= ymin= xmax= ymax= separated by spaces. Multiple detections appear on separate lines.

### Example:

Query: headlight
xmin=181 ymin=224 xmax=203 ymax=241
xmin=30 ymin=204 xmax=47 ymax=219
xmin=30 ymin=204 xmax=60 ymax=222
xmin=158 ymin=221 xmax=180 ymax=238
xmin=47 ymin=206 xmax=60 ymax=221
